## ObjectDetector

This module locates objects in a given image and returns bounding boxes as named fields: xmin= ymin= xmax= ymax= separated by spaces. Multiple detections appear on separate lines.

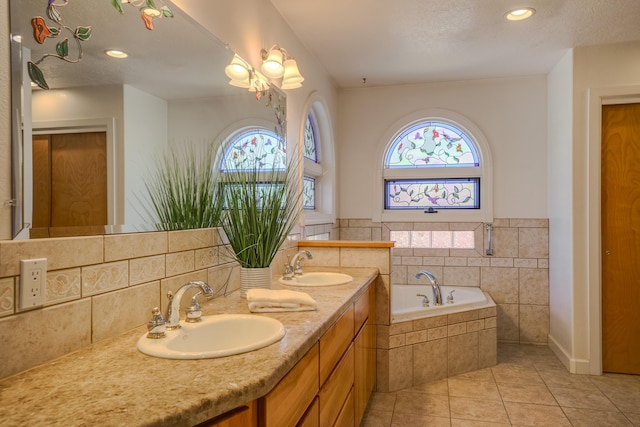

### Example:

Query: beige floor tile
xmin=563 ymin=407 xmax=634 ymax=426
xmin=361 ymin=343 xmax=640 ymax=426
xmin=451 ymin=420 xmax=510 ymax=427
xmin=394 ymin=391 xmax=450 ymax=417
xmin=491 ymin=364 xmax=544 ymax=385
xmin=449 ymin=396 xmax=510 ymax=424
xmin=451 ymin=367 xmax=495 ymax=383
xmin=497 ymin=382 xmax=557 ymax=405
xmin=361 ymin=409 xmax=393 ymax=427
xmin=448 ymin=378 xmax=501 ymax=400
xmin=538 ymin=367 xmax=600 ymax=391
xmin=391 ymin=413 xmax=451 ymax=426
xmin=408 ymin=378 xmax=448 ymax=395
xmin=367 ymin=392 xmax=397 ymax=412
xmin=598 ymin=388 xmax=640 ymax=414
xmin=624 ymin=412 xmax=640 ymax=425
xmin=548 ymin=385 xmax=619 ymax=412
xmin=503 ymin=402 xmax=572 ymax=426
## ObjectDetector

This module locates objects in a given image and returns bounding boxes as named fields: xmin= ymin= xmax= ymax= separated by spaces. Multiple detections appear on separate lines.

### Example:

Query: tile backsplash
xmin=0 ymin=228 xmax=296 ymax=379
xmin=337 ymin=218 xmax=549 ymax=345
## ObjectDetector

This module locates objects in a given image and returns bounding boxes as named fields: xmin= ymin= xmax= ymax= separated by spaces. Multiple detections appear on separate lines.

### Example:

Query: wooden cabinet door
xmin=259 ymin=343 xmax=319 ymax=427
xmin=601 ymin=103 xmax=640 ymax=374
xmin=195 ymin=401 xmax=257 ymax=427
xmin=319 ymin=345 xmax=354 ymax=427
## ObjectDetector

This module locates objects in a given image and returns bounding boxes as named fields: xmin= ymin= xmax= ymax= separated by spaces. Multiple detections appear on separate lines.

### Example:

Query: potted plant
xmin=141 ymin=143 xmax=223 ymax=231
xmin=219 ymin=161 xmax=301 ymax=297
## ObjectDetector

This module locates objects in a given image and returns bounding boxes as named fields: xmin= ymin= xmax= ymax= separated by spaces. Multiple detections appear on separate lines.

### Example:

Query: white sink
xmin=279 ymin=272 xmax=353 ymax=287
xmin=136 ymin=314 xmax=285 ymax=360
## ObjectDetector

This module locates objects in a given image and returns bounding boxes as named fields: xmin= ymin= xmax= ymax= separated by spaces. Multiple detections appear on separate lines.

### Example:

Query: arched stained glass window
xmin=303 ymin=115 xmax=318 ymax=163
xmin=383 ymin=120 xmax=482 ymax=211
xmin=220 ymin=128 xmax=285 ymax=172
xmin=385 ymin=122 xmax=479 ymax=168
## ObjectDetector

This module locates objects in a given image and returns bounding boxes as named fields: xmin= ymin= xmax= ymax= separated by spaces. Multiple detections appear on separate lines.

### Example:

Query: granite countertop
xmin=0 ymin=267 xmax=377 ymax=427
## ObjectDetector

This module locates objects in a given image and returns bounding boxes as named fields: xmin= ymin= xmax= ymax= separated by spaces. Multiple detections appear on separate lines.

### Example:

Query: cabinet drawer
xmin=259 ymin=343 xmax=319 ymax=427
xmin=320 ymin=305 xmax=354 ymax=386
xmin=319 ymin=344 xmax=354 ymax=427
xmin=297 ymin=397 xmax=319 ymax=427
xmin=354 ymin=284 xmax=372 ymax=333
xmin=334 ymin=387 xmax=354 ymax=427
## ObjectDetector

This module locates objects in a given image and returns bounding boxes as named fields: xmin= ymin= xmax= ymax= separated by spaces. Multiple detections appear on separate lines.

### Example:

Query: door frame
xmin=31 ymin=118 xmax=116 ymax=226
xmin=587 ymin=85 xmax=640 ymax=375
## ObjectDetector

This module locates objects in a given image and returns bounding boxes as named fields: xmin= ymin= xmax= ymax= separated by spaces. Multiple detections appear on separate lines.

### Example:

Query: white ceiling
xmin=269 ymin=0 xmax=640 ymax=88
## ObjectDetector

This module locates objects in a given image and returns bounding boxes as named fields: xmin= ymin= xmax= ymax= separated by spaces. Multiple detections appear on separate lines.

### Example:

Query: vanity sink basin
xmin=279 ymin=272 xmax=353 ymax=287
xmin=136 ymin=314 xmax=285 ymax=360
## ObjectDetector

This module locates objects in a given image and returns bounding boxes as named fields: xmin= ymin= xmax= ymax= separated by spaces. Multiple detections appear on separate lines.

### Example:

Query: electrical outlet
xmin=19 ymin=258 xmax=47 ymax=310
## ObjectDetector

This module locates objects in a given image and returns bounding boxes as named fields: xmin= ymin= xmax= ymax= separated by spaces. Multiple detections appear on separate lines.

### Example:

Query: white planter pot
xmin=240 ymin=266 xmax=272 ymax=298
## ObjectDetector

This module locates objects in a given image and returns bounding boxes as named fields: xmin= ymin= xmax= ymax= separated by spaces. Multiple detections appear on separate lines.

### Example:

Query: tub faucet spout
xmin=416 ymin=270 xmax=443 ymax=305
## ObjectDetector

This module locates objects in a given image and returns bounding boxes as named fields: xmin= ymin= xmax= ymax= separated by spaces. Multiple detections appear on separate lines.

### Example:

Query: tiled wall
xmin=377 ymin=306 xmax=497 ymax=392
xmin=338 ymin=218 xmax=550 ymax=345
xmin=0 ymin=228 xmax=298 ymax=379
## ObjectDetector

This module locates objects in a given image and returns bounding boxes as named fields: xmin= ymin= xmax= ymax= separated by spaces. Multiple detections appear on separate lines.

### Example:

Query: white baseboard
xmin=548 ymin=334 xmax=593 ymax=374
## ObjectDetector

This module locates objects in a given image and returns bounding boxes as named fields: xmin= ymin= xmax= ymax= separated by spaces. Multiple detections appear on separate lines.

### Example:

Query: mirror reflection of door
xmin=31 ymin=132 xmax=108 ymax=238
xmin=601 ymin=102 xmax=640 ymax=375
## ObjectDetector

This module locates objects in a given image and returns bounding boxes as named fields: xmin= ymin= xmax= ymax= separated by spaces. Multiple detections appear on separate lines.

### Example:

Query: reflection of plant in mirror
xmin=141 ymin=144 xmax=223 ymax=231
xmin=220 ymin=163 xmax=301 ymax=269
xmin=28 ymin=0 xmax=93 ymax=90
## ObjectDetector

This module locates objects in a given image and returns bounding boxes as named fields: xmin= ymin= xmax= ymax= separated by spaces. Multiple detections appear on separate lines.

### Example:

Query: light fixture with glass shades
xmin=504 ymin=7 xmax=535 ymax=21
xmin=260 ymin=45 xmax=305 ymax=89
xmin=224 ymin=53 xmax=270 ymax=98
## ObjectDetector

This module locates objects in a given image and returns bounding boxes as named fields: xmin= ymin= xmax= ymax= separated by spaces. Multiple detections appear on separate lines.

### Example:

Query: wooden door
xmin=31 ymin=132 xmax=107 ymax=234
xmin=601 ymin=103 xmax=640 ymax=374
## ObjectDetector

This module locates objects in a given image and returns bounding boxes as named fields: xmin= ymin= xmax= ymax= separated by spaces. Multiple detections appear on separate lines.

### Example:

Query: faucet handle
xmin=447 ymin=290 xmax=456 ymax=304
xmin=416 ymin=293 xmax=430 ymax=307
xmin=283 ymin=257 xmax=294 ymax=280
xmin=185 ymin=292 xmax=203 ymax=323
xmin=147 ymin=307 xmax=166 ymax=339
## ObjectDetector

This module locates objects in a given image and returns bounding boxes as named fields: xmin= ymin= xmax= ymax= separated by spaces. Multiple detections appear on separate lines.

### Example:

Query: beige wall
xmin=337 ymin=76 xmax=548 ymax=220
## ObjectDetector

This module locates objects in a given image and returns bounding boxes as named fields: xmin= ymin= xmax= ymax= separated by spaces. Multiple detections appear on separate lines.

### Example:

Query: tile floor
xmin=361 ymin=343 xmax=640 ymax=426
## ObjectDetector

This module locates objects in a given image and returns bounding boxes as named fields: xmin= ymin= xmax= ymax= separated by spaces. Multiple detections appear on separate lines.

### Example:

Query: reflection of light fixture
xmin=105 ymin=49 xmax=128 ymax=59
xmin=111 ymin=0 xmax=174 ymax=30
xmin=225 ymin=54 xmax=251 ymax=88
xmin=505 ymin=7 xmax=535 ymax=21
xmin=260 ymin=45 xmax=304 ymax=89
xmin=224 ymin=53 xmax=271 ymax=99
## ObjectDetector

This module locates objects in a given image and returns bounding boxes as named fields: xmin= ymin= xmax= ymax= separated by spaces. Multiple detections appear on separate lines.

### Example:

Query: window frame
xmin=373 ymin=109 xmax=493 ymax=223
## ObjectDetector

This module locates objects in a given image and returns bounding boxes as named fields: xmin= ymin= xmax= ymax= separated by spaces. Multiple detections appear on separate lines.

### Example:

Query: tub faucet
xmin=290 ymin=250 xmax=313 ymax=276
xmin=416 ymin=270 xmax=443 ymax=306
xmin=165 ymin=281 xmax=214 ymax=330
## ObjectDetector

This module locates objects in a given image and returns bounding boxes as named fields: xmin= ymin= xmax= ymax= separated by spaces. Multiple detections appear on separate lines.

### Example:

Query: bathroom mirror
xmin=8 ymin=0 xmax=284 ymax=239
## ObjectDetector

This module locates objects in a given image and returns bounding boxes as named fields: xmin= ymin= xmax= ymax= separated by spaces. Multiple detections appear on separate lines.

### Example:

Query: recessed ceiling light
xmin=105 ymin=49 xmax=128 ymax=59
xmin=505 ymin=7 xmax=535 ymax=21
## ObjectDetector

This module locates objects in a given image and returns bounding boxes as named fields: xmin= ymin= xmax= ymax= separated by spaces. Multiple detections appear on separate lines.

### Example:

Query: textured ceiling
xmin=269 ymin=0 xmax=640 ymax=88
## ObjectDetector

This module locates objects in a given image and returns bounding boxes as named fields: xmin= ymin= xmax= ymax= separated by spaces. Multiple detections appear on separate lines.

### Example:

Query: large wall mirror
xmin=8 ymin=0 xmax=284 ymax=239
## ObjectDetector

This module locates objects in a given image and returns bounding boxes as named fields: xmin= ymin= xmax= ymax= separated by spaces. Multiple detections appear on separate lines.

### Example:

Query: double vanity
xmin=0 ymin=267 xmax=378 ymax=426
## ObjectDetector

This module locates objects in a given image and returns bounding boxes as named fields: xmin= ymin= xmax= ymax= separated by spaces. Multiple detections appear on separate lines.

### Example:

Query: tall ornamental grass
xmin=142 ymin=144 xmax=223 ymax=231
xmin=220 ymin=164 xmax=301 ymax=268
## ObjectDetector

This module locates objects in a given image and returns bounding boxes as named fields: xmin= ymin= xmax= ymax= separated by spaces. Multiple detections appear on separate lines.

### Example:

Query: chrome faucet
xmin=416 ymin=270 xmax=443 ymax=306
xmin=165 ymin=281 xmax=214 ymax=330
xmin=290 ymin=250 xmax=313 ymax=276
